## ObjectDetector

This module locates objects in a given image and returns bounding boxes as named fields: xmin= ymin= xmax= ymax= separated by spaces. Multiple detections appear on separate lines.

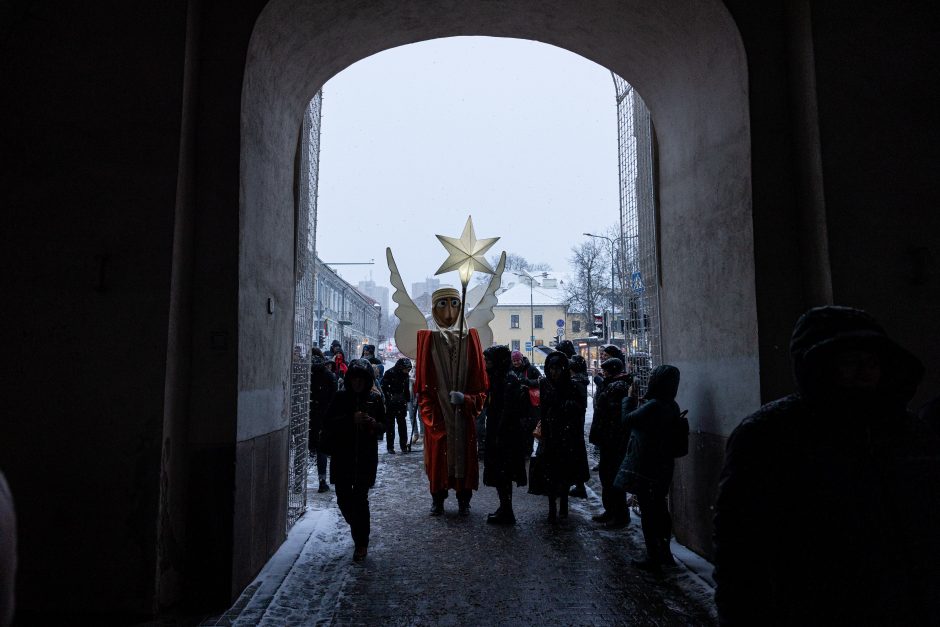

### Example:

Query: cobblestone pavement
xmin=212 ymin=428 xmax=718 ymax=626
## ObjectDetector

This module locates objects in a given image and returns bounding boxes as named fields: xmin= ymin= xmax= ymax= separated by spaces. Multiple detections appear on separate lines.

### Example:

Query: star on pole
xmin=434 ymin=216 xmax=500 ymax=286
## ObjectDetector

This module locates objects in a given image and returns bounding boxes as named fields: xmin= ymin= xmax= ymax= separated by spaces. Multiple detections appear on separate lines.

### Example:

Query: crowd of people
xmin=300 ymin=304 xmax=940 ymax=623
xmin=301 ymin=327 xmax=684 ymax=571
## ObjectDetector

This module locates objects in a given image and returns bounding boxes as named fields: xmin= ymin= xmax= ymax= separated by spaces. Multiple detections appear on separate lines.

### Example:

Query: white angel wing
xmin=465 ymin=251 xmax=507 ymax=349
xmin=386 ymin=247 xmax=428 ymax=359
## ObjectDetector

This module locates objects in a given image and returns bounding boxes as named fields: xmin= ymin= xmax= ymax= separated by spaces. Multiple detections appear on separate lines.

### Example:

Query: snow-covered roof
xmin=496 ymin=281 xmax=568 ymax=307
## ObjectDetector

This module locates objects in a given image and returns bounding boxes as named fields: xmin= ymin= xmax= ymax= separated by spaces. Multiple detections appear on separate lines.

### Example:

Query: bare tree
xmin=472 ymin=253 xmax=551 ymax=285
xmin=564 ymin=238 xmax=610 ymax=335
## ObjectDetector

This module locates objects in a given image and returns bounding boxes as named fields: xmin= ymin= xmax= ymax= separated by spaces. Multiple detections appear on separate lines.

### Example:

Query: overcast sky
xmin=315 ymin=36 xmax=620 ymax=292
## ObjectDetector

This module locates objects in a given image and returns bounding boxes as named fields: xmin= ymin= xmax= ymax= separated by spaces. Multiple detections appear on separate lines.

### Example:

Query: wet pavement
xmin=208 ymin=426 xmax=717 ymax=626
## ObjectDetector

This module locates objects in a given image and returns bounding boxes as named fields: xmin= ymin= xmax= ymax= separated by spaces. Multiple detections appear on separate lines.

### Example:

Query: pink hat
xmin=511 ymin=350 xmax=524 ymax=360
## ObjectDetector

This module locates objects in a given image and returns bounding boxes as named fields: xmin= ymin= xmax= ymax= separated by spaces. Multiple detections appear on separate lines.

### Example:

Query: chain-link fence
xmin=612 ymin=73 xmax=660 ymax=394
xmin=287 ymin=90 xmax=324 ymax=529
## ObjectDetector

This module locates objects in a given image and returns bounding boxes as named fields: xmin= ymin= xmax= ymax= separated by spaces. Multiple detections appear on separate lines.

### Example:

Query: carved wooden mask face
xmin=432 ymin=296 xmax=461 ymax=329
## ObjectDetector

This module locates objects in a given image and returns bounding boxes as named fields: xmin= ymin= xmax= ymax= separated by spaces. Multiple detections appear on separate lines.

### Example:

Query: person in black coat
xmin=588 ymin=357 xmax=635 ymax=528
xmin=321 ymin=359 xmax=386 ymax=561
xmin=309 ymin=353 xmax=338 ymax=493
xmin=482 ymin=345 xmax=528 ymax=525
xmin=568 ymin=354 xmax=591 ymax=499
xmin=380 ymin=358 xmax=412 ymax=453
xmin=510 ymin=350 xmax=542 ymax=457
xmin=530 ymin=351 xmax=590 ymax=523
xmin=616 ymin=365 xmax=681 ymax=571
xmin=714 ymin=306 xmax=940 ymax=625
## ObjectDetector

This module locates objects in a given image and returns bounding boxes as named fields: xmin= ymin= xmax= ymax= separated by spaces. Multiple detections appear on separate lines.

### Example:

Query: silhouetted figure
xmin=568 ymin=354 xmax=590 ymax=499
xmin=309 ymin=354 xmax=337 ymax=493
xmin=616 ymin=365 xmax=681 ymax=572
xmin=529 ymin=351 xmax=590 ymax=523
xmin=381 ymin=358 xmax=412 ymax=453
xmin=482 ymin=345 xmax=527 ymax=525
xmin=589 ymin=358 xmax=634 ymax=528
xmin=714 ymin=306 xmax=940 ymax=625
xmin=321 ymin=359 xmax=386 ymax=561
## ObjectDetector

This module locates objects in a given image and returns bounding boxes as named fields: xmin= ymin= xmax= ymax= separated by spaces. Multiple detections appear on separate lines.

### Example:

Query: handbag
xmin=532 ymin=420 xmax=542 ymax=440
xmin=527 ymin=386 xmax=541 ymax=407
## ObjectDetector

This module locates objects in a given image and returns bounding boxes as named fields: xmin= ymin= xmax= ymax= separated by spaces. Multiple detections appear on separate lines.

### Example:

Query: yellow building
xmin=491 ymin=275 xmax=573 ymax=366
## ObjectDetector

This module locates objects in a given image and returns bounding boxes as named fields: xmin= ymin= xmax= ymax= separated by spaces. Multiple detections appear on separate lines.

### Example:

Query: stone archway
xmin=237 ymin=0 xmax=756 ymax=589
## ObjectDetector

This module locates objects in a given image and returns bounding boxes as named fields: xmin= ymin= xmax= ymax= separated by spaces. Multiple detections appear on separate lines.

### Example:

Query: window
xmin=534 ymin=314 xmax=543 ymax=329
xmin=510 ymin=314 xmax=520 ymax=329
xmin=511 ymin=340 xmax=520 ymax=351
xmin=572 ymin=320 xmax=581 ymax=333
xmin=535 ymin=339 xmax=544 ymax=346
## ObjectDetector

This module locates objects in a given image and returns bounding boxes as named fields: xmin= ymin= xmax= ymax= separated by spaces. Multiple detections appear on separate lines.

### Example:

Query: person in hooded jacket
xmin=556 ymin=339 xmax=576 ymax=359
xmin=482 ymin=345 xmax=528 ymax=525
xmin=530 ymin=351 xmax=590 ymax=523
xmin=381 ymin=358 xmax=413 ymax=453
xmin=588 ymin=357 xmax=635 ymax=528
xmin=568 ymin=354 xmax=590 ymax=499
xmin=714 ymin=306 xmax=940 ymax=625
xmin=309 ymin=352 xmax=338 ymax=493
xmin=616 ymin=365 xmax=681 ymax=571
xmin=320 ymin=359 xmax=386 ymax=561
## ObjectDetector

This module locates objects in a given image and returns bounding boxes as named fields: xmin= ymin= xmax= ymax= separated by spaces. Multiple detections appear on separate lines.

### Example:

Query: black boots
xmin=558 ymin=494 xmax=569 ymax=519
xmin=429 ymin=491 xmax=445 ymax=516
xmin=487 ymin=486 xmax=515 ymax=525
xmin=547 ymin=497 xmax=558 ymax=523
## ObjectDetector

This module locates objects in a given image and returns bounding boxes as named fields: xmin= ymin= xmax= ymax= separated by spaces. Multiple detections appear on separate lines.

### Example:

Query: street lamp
xmin=512 ymin=270 xmax=548 ymax=362
xmin=584 ymin=233 xmax=616 ymax=343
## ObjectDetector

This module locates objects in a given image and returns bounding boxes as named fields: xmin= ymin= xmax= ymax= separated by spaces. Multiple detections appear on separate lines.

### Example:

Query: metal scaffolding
xmin=287 ymin=89 xmax=324 ymax=530
xmin=611 ymin=73 xmax=661 ymax=393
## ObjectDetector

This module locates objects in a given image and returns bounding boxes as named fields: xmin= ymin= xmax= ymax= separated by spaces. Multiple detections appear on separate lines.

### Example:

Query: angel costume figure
xmin=387 ymin=221 xmax=506 ymax=517
xmin=417 ymin=287 xmax=487 ymax=515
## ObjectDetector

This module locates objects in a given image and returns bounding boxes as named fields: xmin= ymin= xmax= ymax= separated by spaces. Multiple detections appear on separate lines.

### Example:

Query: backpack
xmin=670 ymin=409 xmax=690 ymax=458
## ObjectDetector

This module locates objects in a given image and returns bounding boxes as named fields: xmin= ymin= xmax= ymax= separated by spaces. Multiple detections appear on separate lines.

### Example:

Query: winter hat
xmin=601 ymin=344 xmax=625 ymax=364
xmin=645 ymin=365 xmax=680 ymax=401
xmin=569 ymin=355 xmax=588 ymax=374
xmin=345 ymin=358 xmax=375 ymax=388
xmin=601 ymin=357 xmax=625 ymax=376
xmin=789 ymin=305 xmax=922 ymax=397
xmin=511 ymin=350 xmax=525 ymax=361
xmin=544 ymin=351 xmax=571 ymax=376
xmin=484 ymin=345 xmax=513 ymax=373
xmin=556 ymin=339 xmax=576 ymax=358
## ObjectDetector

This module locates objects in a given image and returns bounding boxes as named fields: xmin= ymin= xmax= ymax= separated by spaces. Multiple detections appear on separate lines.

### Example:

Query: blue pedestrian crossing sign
xmin=525 ymin=342 xmax=533 ymax=351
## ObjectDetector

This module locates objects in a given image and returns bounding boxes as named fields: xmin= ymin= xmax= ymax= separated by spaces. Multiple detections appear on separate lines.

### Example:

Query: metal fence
xmin=287 ymin=90 xmax=324 ymax=529
xmin=611 ymin=73 xmax=661 ymax=394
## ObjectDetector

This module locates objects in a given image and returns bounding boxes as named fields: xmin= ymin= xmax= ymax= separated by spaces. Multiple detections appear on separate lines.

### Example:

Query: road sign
xmin=556 ymin=319 xmax=565 ymax=328
xmin=525 ymin=342 xmax=533 ymax=351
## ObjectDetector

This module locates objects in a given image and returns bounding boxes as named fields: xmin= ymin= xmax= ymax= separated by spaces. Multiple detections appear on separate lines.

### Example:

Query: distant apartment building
xmin=314 ymin=258 xmax=382 ymax=357
xmin=491 ymin=274 xmax=572 ymax=366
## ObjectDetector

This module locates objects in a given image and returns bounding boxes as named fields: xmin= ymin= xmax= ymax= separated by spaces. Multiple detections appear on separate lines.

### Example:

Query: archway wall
xmin=241 ymin=0 xmax=757 ymax=568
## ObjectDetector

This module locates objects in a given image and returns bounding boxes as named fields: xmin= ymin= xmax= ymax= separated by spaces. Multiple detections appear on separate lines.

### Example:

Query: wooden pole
xmin=454 ymin=281 xmax=469 ymax=396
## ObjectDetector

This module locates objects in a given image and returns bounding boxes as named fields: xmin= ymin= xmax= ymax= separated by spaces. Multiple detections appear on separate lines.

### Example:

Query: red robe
xmin=415 ymin=328 xmax=488 ymax=493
